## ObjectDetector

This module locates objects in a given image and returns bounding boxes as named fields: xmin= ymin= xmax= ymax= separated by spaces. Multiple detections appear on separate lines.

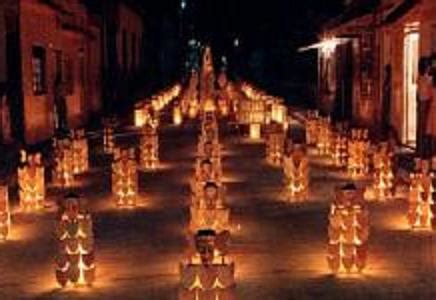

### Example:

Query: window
xmin=32 ymin=46 xmax=46 ymax=95
xmin=131 ymin=32 xmax=136 ymax=69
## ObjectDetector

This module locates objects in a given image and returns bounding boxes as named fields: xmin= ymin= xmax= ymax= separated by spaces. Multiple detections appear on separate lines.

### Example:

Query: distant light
xmin=181 ymin=0 xmax=186 ymax=10
xmin=188 ymin=39 xmax=197 ymax=46
xmin=234 ymin=38 xmax=240 ymax=47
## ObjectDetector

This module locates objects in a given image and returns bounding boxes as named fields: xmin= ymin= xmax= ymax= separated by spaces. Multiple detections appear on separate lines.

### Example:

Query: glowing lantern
xmin=372 ymin=142 xmax=395 ymax=201
xmin=71 ymin=129 xmax=89 ymax=175
xmin=18 ymin=150 xmax=45 ymax=211
xmin=331 ymin=129 xmax=348 ymax=168
xmin=248 ymin=123 xmax=260 ymax=140
xmin=179 ymin=229 xmax=235 ymax=300
xmin=52 ymin=137 xmax=74 ymax=188
xmin=408 ymin=159 xmax=435 ymax=229
xmin=305 ymin=110 xmax=319 ymax=146
xmin=283 ymin=143 xmax=309 ymax=201
xmin=103 ymin=126 xmax=115 ymax=155
xmin=56 ymin=193 xmax=95 ymax=287
xmin=327 ymin=184 xmax=369 ymax=274
xmin=317 ymin=117 xmax=332 ymax=156
xmin=347 ymin=129 xmax=370 ymax=179
xmin=139 ymin=124 xmax=159 ymax=171
xmin=134 ymin=104 xmax=146 ymax=127
xmin=173 ymin=104 xmax=183 ymax=126
xmin=112 ymin=148 xmax=138 ymax=207
xmin=191 ymin=158 xmax=222 ymax=199
xmin=190 ymin=181 xmax=230 ymax=233
xmin=265 ymin=123 xmax=285 ymax=167
xmin=271 ymin=102 xmax=287 ymax=124
xmin=0 ymin=186 xmax=10 ymax=241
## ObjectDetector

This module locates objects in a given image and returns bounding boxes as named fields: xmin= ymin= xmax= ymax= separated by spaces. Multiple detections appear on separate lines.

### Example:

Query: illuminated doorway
xmin=403 ymin=24 xmax=419 ymax=146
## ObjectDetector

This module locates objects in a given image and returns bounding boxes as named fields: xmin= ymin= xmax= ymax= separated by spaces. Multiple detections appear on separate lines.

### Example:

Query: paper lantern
xmin=134 ymin=104 xmax=147 ymax=127
xmin=372 ymin=142 xmax=395 ymax=201
xmin=347 ymin=129 xmax=370 ymax=179
xmin=331 ymin=130 xmax=348 ymax=168
xmin=173 ymin=104 xmax=183 ymax=126
xmin=18 ymin=150 xmax=45 ymax=211
xmin=71 ymin=129 xmax=89 ymax=175
xmin=316 ymin=117 xmax=332 ymax=156
xmin=139 ymin=124 xmax=159 ymax=171
xmin=265 ymin=124 xmax=285 ymax=167
xmin=408 ymin=159 xmax=435 ymax=230
xmin=0 ymin=186 xmax=10 ymax=241
xmin=112 ymin=148 xmax=138 ymax=207
xmin=190 ymin=181 xmax=230 ymax=233
xmin=179 ymin=229 xmax=235 ymax=300
xmin=305 ymin=110 xmax=319 ymax=146
xmin=52 ymin=137 xmax=75 ymax=188
xmin=327 ymin=184 xmax=369 ymax=274
xmin=271 ymin=102 xmax=287 ymax=124
xmin=283 ymin=143 xmax=309 ymax=202
xmin=56 ymin=193 xmax=95 ymax=287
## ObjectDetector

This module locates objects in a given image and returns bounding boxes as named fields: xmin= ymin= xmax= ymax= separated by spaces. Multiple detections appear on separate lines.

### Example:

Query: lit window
xmin=32 ymin=46 xmax=46 ymax=95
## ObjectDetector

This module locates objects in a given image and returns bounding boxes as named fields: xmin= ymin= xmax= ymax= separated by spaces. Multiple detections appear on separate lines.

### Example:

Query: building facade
xmin=318 ymin=0 xmax=436 ymax=148
xmin=1 ymin=0 xmax=101 ymax=144
xmin=101 ymin=1 xmax=144 ymax=114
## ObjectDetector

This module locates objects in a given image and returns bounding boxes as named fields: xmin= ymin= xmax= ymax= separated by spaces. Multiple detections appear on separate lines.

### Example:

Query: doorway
xmin=403 ymin=24 xmax=419 ymax=146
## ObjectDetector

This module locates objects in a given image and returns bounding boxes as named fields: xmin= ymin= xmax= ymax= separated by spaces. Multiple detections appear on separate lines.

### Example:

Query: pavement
xmin=0 ymin=114 xmax=435 ymax=300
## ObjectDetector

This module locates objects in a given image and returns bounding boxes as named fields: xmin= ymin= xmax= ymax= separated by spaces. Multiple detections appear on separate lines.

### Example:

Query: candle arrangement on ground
xmin=71 ymin=129 xmax=89 ymax=175
xmin=180 ymin=70 xmax=200 ymax=119
xmin=112 ymin=148 xmax=138 ymax=208
xmin=408 ymin=159 xmax=435 ymax=230
xmin=327 ymin=184 xmax=369 ymax=274
xmin=372 ymin=142 xmax=395 ymax=201
xmin=52 ymin=137 xmax=75 ymax=188
xmin=139 ymin=123 xmax=159 ymax=171
xmin=55 ymin=193 xmax=95 ymax=287
xmin=18 ymin=150 xmax=45 ymax=211
xmin=0 ymin=186 xmax=10 ymax=241
xmin=199 ymin=47 xmax=217 ymax=114
xmin=347 ymin=129 xmax=370 ymax=179
xmin=265 ymin=123 xmax=285 ymax=167
xmin=179 ymin=229 xmax=235 ymax=300
xmin=283 ymin=142 xmax=309 ymax=202
xmin=191 ymin=158 xmax=222 ymax=200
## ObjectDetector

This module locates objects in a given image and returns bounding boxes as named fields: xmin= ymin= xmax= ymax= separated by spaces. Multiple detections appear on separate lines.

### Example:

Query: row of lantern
xmin=181 ymin=111 xmax=234 ymax=299
xmin=134 ymin=83 xmax=181 ymax=127
xmin=238 ymin=82 xmax=289 ymax=140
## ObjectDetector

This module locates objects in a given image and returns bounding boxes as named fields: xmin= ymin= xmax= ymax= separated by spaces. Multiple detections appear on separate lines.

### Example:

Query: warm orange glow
xmin=112 ymin=148 xmax=138 ymax=208
xmin=327 ymin=185 xmax=369 ymax=274
xmin=249 ymin=123 xmax=261 ymax=140
xmin=408 ymin=159 xmax=435 ymax=230
xmin=173 ymin=104 xmax=183 ymax=126
xmin=0 ymin=186 xmax=10 ymax=241
xmin=347 ymin=129 xmax=370 ymax=179
xmin=283 ymin=144 xmax=309 ymax=202
xmin=71 ymin=129 xmax=89 ymax=175
xmin=372 ymin=143 xmax=395 ymax=201
xmin=316 ymin=116 xmax=332 ymax=156
xmin=103 ymin=126 xmax=115 ymax=154
xmin=18 ymin=150 xmax=45 ymax=211
xmin=56 ymin=194 xmax=95 ymax=287
xmin=305 ymin=110 xmax=319 ymax=146
xmin=331 ymin=129 xmax=348 ymax=168
xmin=139 ymin=124 xmax=159 ymax=171
xmin=265 ymin=124 xmax=285 ymax=167
xmin=52 ymin=137 xmax=75 ymax=188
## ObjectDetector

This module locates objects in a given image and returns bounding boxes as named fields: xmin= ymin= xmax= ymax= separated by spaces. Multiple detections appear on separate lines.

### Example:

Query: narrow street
xmin=0 ymin=116 xmax=434 ymax=300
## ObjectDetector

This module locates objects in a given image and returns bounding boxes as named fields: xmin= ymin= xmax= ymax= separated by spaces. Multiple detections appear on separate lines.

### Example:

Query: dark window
xmin=131 ymin=32 xmax=136 ymax=69
xmin=32 ymin=46 xmax=46 ymax=95
xmin=122 ymin=29 xmax=128 ymax=71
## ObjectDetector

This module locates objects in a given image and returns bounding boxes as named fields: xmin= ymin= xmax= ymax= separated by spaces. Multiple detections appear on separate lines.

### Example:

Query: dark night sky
xmin=84 ymin=0 xmax=344 ymax=104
